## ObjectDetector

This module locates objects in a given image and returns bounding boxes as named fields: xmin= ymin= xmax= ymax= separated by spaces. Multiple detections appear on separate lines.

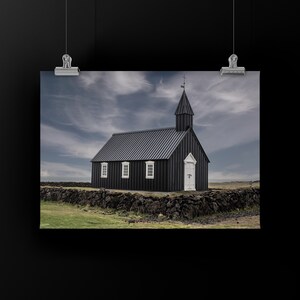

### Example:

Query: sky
xmin=41 ymin=71 xmax=259 ymax=182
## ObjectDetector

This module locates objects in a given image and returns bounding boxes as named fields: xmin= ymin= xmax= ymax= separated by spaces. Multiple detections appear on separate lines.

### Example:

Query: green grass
xmin=40 ymin=201 xmax=260 ymax=229
xmin=40 ymin=201 xmax=202 ymax=229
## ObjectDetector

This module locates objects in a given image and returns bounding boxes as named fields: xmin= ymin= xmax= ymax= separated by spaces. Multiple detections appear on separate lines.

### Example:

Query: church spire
xmin=175 ymin=89 xmax=194 ymax=131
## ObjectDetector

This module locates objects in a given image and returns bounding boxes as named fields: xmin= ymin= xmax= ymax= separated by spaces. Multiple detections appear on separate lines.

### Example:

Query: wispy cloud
xmin=197 ymin=111 xmax=259 ymax=154
xmin=61 ymin=95 xmax=122 ymax=136
xmin=41 ymin=161 xmax=90 ymax=181
xmin=43 ymin=72 xmax=154 ymax=137
xmin=152 ymin=77 xmax=181 ymax=100
xmin=79 ymin=71 xmax=152 ymax=98
xmin=41 ymin=124 xmax=101 ymax=159
xmin=150 ymin=71 xmax=259 ymax=153
xmin=152 ymin=72 xmax=259 ymax=118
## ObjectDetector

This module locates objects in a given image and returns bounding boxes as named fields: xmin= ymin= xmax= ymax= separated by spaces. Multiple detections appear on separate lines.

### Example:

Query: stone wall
xmin=40 ymin=187 xmax=260 ymax=221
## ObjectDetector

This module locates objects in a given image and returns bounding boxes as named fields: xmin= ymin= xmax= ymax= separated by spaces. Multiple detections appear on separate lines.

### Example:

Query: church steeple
xmin=175 ymin=89 xmax=194 ymax=131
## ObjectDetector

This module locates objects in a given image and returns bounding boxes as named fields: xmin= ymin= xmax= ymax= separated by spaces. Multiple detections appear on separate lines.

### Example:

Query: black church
xmin=91 ymin=89 xmax=209 ymax=191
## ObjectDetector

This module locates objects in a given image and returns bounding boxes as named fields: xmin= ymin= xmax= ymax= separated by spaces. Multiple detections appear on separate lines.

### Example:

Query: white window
xmin=121 ymin=161 xmax=130 ymax=178
xmin=145 ymin=161 xmax=155 ymax=179
xmin=101 ymin=162 xmax=108 ymax=178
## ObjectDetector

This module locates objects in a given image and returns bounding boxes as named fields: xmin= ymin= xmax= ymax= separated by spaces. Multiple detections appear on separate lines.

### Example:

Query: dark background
xmin=0 ymin=0 xmax=296 ymax=297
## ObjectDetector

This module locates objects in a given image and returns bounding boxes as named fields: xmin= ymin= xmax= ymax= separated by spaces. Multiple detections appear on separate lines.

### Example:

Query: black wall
xmin=92 ymin=128 xmax=208 ymax=192
xmin=92 ymin=160 xmax=169 ymax=191
xmin=169 ymin=129 xmax=209 ymax=191
xmin=176 ymin=114 xmax=193 ymax=131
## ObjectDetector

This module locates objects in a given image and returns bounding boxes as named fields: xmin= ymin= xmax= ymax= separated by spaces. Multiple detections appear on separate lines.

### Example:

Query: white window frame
xmin=121 ymin=161 xmax=130 ymax=179
xmin=145 ymin=161 xmax=155 ymax=179
xmin=101 ymin=162 xmax=108 ymax=178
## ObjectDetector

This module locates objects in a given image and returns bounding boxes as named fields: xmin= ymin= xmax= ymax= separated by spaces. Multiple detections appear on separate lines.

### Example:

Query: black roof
xmin=175 ymin=90 xmax=194 ymax=115
xmin=91 ymin=127 xmax=188 ymax=162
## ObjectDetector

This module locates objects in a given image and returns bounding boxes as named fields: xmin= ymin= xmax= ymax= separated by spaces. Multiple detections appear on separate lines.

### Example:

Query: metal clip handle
xmin=220 ymin=54 xmax=245 ymax=75
xmin=54 ymin=54 xmax=79 ymax=76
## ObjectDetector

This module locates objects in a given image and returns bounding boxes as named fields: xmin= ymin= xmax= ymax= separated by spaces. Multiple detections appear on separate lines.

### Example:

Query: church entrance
xmin=184 ymin=153 xmax=196 ymax=191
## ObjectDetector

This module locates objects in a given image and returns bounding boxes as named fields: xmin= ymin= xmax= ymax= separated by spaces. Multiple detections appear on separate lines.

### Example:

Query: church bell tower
xmin=175 ymin=89 xmax=194 ymax=131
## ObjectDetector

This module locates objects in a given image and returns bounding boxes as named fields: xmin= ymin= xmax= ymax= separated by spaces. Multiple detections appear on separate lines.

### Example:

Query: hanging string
xmin=65 ymin=0 xmax=68 ymax=54
xmin=95 ymin=0 xmax=97 ymax=65
xmin=233 ymin=0 xmax=235 ymax=54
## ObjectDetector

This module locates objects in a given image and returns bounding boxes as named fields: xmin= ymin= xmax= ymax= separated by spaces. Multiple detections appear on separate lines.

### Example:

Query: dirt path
xmin=190 ymin=215 xmax=260 ymax=229
xmin=178 ymin=205 xmax=260 ymax=229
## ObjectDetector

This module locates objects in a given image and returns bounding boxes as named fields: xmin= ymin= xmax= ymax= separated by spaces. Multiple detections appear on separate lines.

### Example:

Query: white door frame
xmin=184 ymin=153 xmax=197 ymax=191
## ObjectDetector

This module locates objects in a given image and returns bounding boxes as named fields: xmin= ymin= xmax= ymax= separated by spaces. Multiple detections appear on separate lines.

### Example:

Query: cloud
xmin=209 ymin=171 xmax=259 ymax=182
xmin=41 ymin=124 xmax=101 ymax=159
xmin=152 ymin=77 xmax=181 ymax=100
xmin=43 ymin=72 xmax=154 ymax=137
xmin=41 ymin=161 xmax=90 ymax=181
xmin=61 ymin=95 xmax=122 ymax=136
xmin=152 ymin=71 xmax=259 ymax=117
xmin=79 ymin=71 xmax=152 ymax=98
xmin=104 ymin=71 xmax=152 ymax=95
xmin=79 ymin=72 xmax=103 ymax=87
xmin=225 ymin=163 xmax=241 ymax=170
xmin=150 ymin=71 xmax=259 ymax=153
xmin=196 ymin=110 xmax=259 ymax=154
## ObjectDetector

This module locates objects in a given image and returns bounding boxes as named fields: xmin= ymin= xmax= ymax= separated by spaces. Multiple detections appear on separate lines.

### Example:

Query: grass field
xmin=208 ymin=181 xmax=260 ymax=190
xmin=40 ymin=201 xmax=260 ymax=229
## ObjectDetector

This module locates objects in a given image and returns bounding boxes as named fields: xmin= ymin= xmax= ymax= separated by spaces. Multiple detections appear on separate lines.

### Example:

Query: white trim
xmin=145 ymin=161 xmax=155 ymax=179
xmin=121 ymin=161 xmax=130 ymax=178
xmin=184 ymin=152 xmax=197 ymax=164
xmin=101 ymin=162 xmax=108 ymax=178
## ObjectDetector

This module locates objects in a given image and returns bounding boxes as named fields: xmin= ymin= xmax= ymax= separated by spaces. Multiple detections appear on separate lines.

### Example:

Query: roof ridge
xmin=91 ymin=127 xmax=191 ymax=162
xmin=112 ymin=127 xmax=176 ymax=136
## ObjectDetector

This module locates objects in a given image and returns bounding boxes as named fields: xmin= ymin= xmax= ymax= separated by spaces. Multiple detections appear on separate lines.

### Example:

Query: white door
xmin=184 ymin=153 xmax=197 ymax=191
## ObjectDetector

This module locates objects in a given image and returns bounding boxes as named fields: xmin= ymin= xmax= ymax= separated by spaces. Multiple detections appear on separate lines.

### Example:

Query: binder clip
xmin=54 ymin=54 xmax=79 ymax=76
xmin=220 ymin=54 xmax=245 ymax=75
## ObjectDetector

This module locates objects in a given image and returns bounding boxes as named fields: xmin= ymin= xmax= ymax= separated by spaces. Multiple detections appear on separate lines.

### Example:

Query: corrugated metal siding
xmin=168 ymin=129 xmax=209 ymax=191
xmin=92 ymin=160 xmax=169 ymax=191
xmin=91 ymin=128 xmax=187 ymax=162
xmin=176 ymin=114 xmax=193 ymax=131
